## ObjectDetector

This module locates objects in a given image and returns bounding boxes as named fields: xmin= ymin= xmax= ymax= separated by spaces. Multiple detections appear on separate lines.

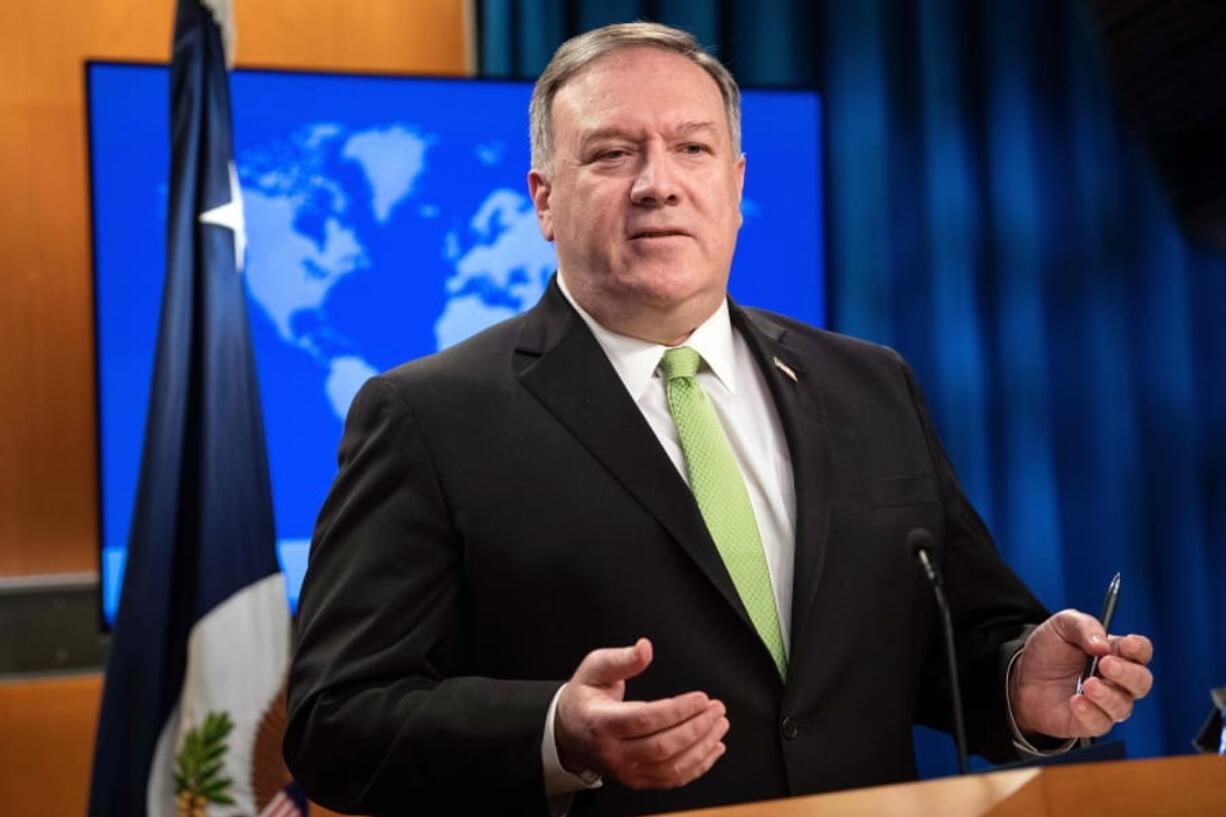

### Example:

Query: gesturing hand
xmin=1010 ymin=609 xmax=1153 ymax=739
xmin=554 ymin=638 xmax=729 ymax=790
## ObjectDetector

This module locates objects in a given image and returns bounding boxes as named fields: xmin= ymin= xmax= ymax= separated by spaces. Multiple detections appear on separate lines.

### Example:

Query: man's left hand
xmin=1010 ymin=609 xmax=1153 ymax=739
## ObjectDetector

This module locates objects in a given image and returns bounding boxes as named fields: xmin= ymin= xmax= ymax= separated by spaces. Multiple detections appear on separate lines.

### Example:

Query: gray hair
xmin=529 ymin=22 xmax=742 ymax=174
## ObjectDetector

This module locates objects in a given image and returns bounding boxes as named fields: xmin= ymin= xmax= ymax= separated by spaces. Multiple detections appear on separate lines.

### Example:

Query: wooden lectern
xmin=662 ymin=755 xmax=1225 ymax=817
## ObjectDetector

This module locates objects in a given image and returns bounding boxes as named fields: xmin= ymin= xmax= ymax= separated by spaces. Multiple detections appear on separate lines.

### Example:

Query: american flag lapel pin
xmin=773 ymin=356 xmax=799 ymax=383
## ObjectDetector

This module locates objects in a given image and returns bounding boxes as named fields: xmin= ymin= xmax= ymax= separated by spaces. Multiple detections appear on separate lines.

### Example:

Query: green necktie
xmin=659 ymin=347 xmax=787 ymax=678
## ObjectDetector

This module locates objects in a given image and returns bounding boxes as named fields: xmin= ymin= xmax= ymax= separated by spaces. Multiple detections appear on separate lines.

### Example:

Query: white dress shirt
xmin=542 ymin=274 xmax=797 ymax=802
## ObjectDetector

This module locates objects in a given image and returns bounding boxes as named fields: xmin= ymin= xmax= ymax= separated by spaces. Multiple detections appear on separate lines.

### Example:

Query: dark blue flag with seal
xmin=88 ymin=2 xmax=302 ymax=815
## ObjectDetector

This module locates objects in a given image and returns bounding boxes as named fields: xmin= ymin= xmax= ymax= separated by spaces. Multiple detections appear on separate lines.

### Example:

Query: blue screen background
xmin=87 ymin=64 xmax=824 ymax=623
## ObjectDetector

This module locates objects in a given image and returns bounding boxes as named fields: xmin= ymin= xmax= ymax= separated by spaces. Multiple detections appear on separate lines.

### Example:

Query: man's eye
xmin=681 ymin=143 xmax=710 ymax=155
xmin=597 ymin=149 xmax=628 ymax=160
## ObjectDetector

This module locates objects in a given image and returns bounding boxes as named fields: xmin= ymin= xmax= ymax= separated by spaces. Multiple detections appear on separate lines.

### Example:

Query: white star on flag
xmin=198 ymin=160 xmax=247 ymax=271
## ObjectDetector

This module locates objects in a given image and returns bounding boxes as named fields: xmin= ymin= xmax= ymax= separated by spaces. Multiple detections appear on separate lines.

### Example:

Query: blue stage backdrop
xmin=87 ymin=65 xmax=824 ymax=625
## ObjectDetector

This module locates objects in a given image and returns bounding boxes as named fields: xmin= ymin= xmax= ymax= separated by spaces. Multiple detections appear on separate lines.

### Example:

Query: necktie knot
xmin=660 ymin=346 xmax=702 ymax=381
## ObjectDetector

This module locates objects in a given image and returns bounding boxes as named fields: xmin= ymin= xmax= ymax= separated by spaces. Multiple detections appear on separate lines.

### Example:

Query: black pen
xmin=1078 ymin=572 xmax=1121 ymax=694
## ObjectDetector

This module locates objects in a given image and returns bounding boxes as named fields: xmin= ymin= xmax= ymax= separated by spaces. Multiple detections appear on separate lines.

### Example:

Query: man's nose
xmin=630 ymin=147 xmax=680 ymax=207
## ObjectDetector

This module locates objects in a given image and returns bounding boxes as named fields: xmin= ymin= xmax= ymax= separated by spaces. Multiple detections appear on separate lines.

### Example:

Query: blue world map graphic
xmin=88 ymin=66 xmax=823 ymax=621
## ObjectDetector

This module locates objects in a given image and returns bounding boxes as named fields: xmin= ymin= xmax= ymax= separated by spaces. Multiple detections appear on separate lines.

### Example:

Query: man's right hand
xmin=554 ymin=638 xmax=729 ymax=790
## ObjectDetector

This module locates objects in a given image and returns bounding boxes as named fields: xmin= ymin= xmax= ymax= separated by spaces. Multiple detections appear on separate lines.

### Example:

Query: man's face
xmin=529 ymin=47 xmax=745 ymax=339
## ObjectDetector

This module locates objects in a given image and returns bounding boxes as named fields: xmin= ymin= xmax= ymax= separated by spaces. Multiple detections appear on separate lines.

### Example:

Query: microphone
xmin=907 ymin=527 xmax=970 ymax=775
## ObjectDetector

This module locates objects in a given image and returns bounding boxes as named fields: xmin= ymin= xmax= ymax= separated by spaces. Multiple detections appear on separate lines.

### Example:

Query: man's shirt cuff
xmin=542 ymin=684 xmax=603 ymax=799
xmin=1005 ymin=648 xmax=1078 ymax=757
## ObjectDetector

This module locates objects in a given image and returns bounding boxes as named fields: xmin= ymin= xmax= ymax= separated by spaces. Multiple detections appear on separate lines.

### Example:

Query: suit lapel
xmin=732 ymin=305 xmax=834 ymax=667
xmin=515 ymin=283 xmax=754 ymax=632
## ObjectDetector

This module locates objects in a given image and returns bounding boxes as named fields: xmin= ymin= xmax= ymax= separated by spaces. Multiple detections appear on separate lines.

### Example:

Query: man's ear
xmin=527 ymin=169 xmax=555 ymax=241
xmin=734 ymin=154 xmax=746 ymax=228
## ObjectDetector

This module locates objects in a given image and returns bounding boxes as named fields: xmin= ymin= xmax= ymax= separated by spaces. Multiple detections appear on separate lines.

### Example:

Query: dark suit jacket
xmin=285 ymin=280 xmax=1048 ymax=816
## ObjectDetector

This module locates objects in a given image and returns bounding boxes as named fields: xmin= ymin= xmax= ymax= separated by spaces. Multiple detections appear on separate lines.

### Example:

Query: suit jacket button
xmin=781 ymin=715 xmax=799 ymax=740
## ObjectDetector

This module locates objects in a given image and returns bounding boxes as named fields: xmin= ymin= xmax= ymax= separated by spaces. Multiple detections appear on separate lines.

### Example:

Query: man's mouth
xmin=630 ymin=229 xmax=689 ymax=239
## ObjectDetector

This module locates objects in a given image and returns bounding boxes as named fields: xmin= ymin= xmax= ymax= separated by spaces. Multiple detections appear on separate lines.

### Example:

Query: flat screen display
xmin=87 ymin=63 xmax=825 ymax=624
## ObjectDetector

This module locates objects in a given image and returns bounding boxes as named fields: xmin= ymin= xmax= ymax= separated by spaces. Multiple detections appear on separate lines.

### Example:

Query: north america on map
xmin=239 ymin=121 xmax=555 ymax=424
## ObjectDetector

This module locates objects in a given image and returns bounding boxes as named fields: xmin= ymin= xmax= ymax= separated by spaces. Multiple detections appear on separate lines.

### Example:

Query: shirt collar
xmin=556 ymin=271 xmax=738 ymax=401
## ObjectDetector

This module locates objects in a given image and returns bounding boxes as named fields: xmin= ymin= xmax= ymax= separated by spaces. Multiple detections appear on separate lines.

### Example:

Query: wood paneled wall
xmin=0 ymin=675 xmax=106 ymax=814
xmin=0 ymin=1 xmax=471 ymax=814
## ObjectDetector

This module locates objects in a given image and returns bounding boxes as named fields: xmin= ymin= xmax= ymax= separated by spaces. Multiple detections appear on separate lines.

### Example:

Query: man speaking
xmin=285 ymin=22 xmax=1153 ymax=817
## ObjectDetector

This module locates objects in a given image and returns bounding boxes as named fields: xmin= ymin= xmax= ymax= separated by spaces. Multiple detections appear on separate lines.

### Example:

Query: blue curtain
xmin=480 ymin=0 xmax=1226 ymax=772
